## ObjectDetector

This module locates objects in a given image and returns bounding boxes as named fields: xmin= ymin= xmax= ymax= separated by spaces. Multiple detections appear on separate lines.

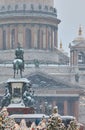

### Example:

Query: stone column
xmin=54 ymin=28 xmax=57 ymax=49
xmin=6 ymin=25 xmax=10 ymax=49
xmin=37 ymin=27 xmax=41 ymax=49
xmin=15 ymin=25 xmax=18 ymax=48
xmin=23 ymin=25 xmax=26 ymax=48
xmin=73 ymin=101 xmax=79 ymax=120
xmin=73 ymin=50 xmax=78 ymax=66
xmin=64 ymin=100 xmax=68 ymax=115
xmin=51 ymin=27 xmax=53 ymax=50
xmin=46 ymin=26 xmax=48 ymax=49
xmin=43 ymin=27 xmax=46 ymax=49
xmin=47 ymin=27 xmax=51 ymax=50
xmin=70 ymin=50 xmax=73 ymax=66
xmin=71 ymin=50 xmax=75 ymax=65
xmin=31 ymin=26 xmax=34 ymax=48
xmin=39 ymin=27 xmax=42 ymax=49
xmin=41 ymin=29 xmax=43 ymax=49
xmin=0 ymin=27 xmax=3 ymax=49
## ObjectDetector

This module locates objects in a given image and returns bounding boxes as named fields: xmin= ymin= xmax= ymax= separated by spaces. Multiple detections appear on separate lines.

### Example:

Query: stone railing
xmin=0 ymin=3 xmax=57 ymax=18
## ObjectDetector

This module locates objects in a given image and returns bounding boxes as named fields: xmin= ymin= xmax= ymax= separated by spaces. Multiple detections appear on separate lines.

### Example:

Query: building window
xmin=78 ymin=52 xmax=83 ymax=64
xmin=25 ymin=28 xmax=31 ymax=49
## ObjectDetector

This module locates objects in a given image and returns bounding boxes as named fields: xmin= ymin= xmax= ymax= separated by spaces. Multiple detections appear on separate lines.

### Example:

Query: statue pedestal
xmin=3 ymin=78 xmax=35 ymax=114
xmin=7 ymin=78 xmax=30 ymax=101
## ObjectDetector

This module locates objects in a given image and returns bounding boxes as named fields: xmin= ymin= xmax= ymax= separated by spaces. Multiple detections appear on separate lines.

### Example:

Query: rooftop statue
xmin=1 ymin=87 xmax=11 ymax=108
xmin=13 ymin=43 xmax=24 ymax=78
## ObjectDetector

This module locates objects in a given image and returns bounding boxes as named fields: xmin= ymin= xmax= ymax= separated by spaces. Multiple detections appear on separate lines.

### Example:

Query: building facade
xmin=0 ymin=0 xmax=84 ymax=123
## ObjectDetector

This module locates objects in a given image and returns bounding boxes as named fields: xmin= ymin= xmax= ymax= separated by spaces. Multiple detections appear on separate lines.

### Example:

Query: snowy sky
xmin=54 ymin=0 xmax=85 ymax=55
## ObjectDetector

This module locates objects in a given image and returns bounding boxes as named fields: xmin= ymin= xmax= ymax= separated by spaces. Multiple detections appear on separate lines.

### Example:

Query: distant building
xmin=69 ymin=26 xmax=85 ymax=68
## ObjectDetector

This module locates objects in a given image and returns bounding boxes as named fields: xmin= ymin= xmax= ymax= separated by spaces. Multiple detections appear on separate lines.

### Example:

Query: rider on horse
xmin=15 ymin=43 xmax=24 ymax=69
xmin=13 ymin=43 xmax=24 ymax=78
xmin=15 ymin=43 xmax=24 ymax=60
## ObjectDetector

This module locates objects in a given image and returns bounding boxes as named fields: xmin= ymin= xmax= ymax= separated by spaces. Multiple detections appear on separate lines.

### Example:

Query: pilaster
xmin=54 ymin=28 xmax=57 ymax=48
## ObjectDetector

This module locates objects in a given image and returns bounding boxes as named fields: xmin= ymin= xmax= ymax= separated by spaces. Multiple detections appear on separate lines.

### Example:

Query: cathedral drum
xmin=0 ymin=0 xmax=60 ymax=50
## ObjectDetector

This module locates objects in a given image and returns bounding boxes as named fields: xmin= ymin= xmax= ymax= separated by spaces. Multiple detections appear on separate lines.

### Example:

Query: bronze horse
xmin=13 ymin=59 xmax=24 ymax=78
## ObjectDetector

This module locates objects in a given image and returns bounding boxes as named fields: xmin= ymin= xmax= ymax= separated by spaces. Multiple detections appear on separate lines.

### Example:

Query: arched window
xmin=11 ymin=29 xmax=15 ymax=49
xmin=25 ymin=28 xmax=31 ymax=49
xmin=78 ymin=52 xmax=84 ymax=64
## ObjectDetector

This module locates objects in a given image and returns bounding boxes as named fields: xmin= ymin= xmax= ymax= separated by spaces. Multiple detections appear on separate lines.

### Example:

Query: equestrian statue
xmin=13 ymin=43 xmax=24 ymax=78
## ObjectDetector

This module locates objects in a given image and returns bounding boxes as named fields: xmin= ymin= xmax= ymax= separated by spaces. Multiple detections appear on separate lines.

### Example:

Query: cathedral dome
xmin=0 ymin=0 xmax=60 ymax=51
xmin=73 ymin=26 xmax=85 ymax=43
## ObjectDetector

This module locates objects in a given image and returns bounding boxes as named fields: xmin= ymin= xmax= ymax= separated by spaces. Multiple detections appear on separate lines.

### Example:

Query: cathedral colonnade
xmin=36 ymin=97 xmax=79 ymax=120
xmin=0 ymin=24 xmax=58 ymax=50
